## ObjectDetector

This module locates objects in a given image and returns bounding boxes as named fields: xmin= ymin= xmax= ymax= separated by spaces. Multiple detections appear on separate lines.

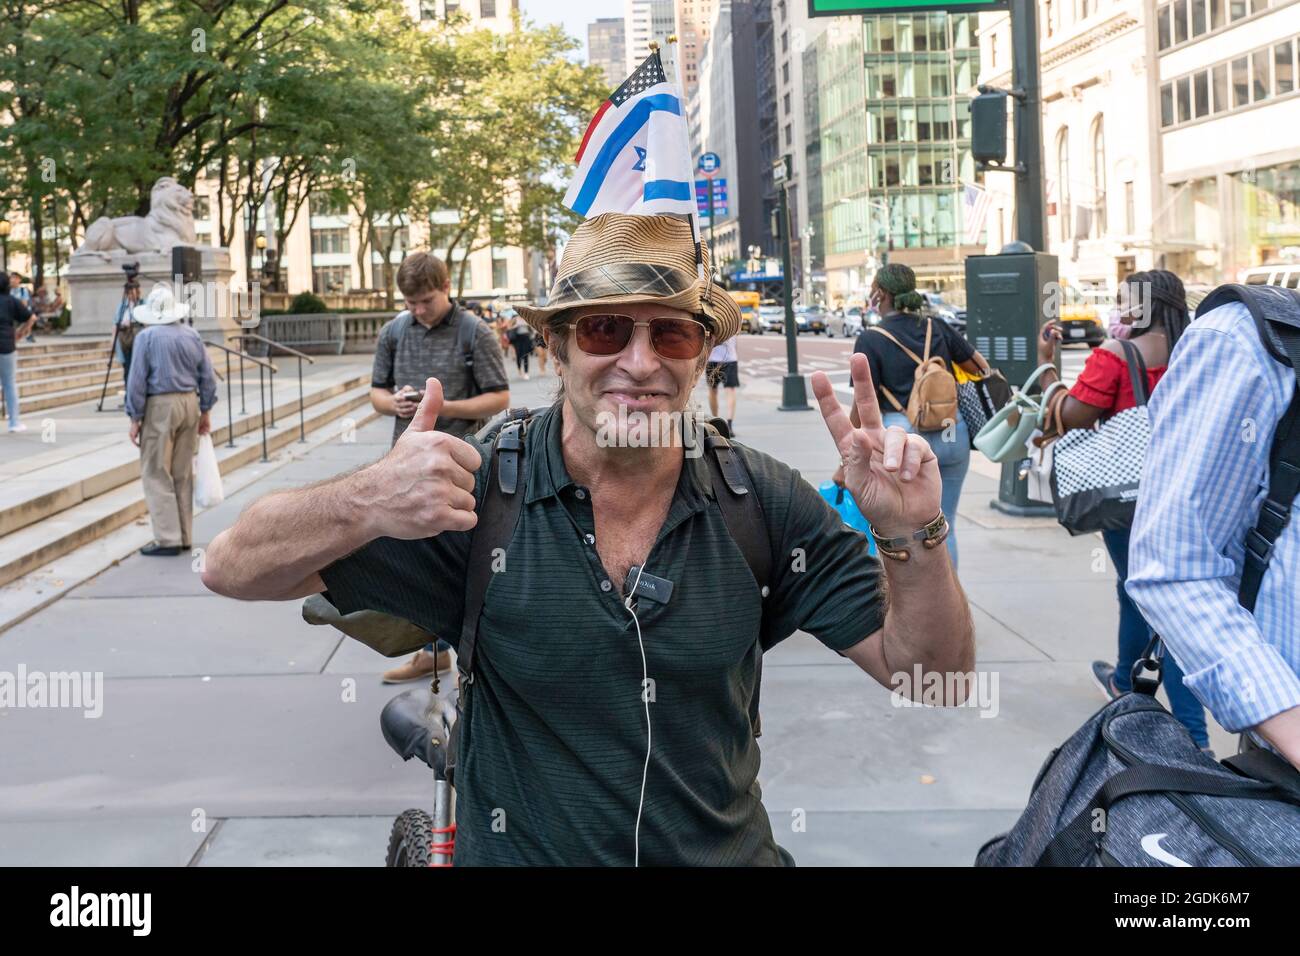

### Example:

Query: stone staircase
xmin=0 ymin=359 xmax=379 ymax=589
xmin=6 ymin=338 xmax=117 ymax=415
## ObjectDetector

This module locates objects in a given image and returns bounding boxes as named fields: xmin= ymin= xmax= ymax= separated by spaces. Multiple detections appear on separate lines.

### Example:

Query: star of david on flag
xmin=563 ymin=51 xmax=697 ymax=230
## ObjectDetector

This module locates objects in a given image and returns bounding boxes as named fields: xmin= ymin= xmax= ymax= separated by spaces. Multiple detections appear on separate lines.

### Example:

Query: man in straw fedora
xmin=203 ymin=213 xmax=973 ymax=865
xmin=126 ymin=283 xmax=217 ymax=557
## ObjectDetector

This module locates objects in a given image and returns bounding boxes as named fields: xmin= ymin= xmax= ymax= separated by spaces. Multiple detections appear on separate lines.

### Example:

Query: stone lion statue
xmin=74 ymin=177 xmax=198 ymax=256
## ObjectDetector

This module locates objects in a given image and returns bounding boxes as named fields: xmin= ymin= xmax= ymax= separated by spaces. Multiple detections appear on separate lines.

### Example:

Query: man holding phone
xmin=369 ymin=251 xmax=509 ymax=682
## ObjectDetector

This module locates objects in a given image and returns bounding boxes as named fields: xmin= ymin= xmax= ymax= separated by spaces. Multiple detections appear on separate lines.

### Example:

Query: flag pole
xmin=657 ymin=36 xmax=706 ymax=285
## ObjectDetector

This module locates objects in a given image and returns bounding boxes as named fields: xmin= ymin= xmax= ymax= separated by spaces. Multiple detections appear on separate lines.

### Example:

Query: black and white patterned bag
xmin=1050 ymin=341 xmax=1152 ymax=535
xmin=957 ymin=370 xmax=1012 ymax=447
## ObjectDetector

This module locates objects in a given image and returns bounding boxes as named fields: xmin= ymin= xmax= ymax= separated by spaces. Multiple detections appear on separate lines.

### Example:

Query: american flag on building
xmin=963 ymin=182 xmax=994 ymax=244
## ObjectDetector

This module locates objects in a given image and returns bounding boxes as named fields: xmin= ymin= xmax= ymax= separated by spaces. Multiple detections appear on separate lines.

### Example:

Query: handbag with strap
xmin=972 ymin=362 xmax=1057 ymax=463
xmin=956 ymin=368 xmax=1013 ymax=446
xmin=869 ymin=319 xmax=959 ymax=432
xmin=1049 ymin=339 xmax=1152 ymax=535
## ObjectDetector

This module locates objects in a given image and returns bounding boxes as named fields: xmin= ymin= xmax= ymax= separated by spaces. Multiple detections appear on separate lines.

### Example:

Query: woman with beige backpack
xmin=840 ymin=263 xmax=990 ymax=566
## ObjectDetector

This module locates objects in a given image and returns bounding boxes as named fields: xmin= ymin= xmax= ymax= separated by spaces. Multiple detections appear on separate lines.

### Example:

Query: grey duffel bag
xmin=977 ymin=691 xmax=1300 ymax=866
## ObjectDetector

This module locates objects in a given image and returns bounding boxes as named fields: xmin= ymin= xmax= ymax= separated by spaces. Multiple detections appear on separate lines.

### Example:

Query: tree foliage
xmin=0 ymin=1 xmax=606 ymax=292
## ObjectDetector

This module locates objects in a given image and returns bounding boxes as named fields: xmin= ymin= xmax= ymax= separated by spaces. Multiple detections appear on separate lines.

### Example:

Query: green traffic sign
xmin=809 ymin=0 xmax=1007 ymax=15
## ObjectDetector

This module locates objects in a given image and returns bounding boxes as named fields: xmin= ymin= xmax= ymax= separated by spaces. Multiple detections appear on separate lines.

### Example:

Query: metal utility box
xmin=964 ymin=251 xmax=1058 ymax=389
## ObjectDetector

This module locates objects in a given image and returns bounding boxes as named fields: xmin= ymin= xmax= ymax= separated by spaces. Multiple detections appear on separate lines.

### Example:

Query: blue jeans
xmin=883 ymin=412 xmax=969 ymax=567
xmin=1102 ymin=527 xmax=1209 ymax=748
xmin=0 ymin=352 xmax=18 ymax=428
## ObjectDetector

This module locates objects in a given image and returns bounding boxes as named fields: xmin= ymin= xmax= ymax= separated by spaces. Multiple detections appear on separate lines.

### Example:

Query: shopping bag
xmin=194 ymin=434 xmax=225 ymax=508
xmin=820 ymin=481 xmax=876 ymax=556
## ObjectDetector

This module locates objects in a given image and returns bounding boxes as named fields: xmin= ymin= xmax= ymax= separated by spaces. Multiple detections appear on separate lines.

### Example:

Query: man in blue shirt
xmin=1127 ymin=296 xmax=1300 ymax=769
xmin=125 ymin=285 xmax=218 ymax=557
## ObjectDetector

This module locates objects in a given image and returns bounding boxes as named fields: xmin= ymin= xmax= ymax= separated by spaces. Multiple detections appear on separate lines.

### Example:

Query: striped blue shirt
xmin=125 ymin=323 xmax=218 ymax=421
xmin=1127 ymin=301 xmax=1300 ymax=735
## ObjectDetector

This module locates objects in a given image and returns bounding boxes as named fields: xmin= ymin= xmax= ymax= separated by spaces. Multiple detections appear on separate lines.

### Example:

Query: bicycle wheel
xmin=385 ymin=809 xmax=434 ymax=867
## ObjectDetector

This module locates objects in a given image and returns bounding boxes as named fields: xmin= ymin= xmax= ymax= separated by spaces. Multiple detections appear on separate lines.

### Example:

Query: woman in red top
xmin=1037 ymin=270 xmax=1210 ymax=752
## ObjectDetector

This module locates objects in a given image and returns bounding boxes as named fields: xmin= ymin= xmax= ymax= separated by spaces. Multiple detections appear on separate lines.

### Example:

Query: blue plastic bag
xmin=819 ymin=481 xmax=876 ymax=555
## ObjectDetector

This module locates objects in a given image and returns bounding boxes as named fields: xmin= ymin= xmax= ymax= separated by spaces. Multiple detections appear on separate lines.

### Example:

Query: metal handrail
xmin=227 ymin=330 xmax=315 ymax=443
xmin=203 ymin=340 xmax=279 ymax=463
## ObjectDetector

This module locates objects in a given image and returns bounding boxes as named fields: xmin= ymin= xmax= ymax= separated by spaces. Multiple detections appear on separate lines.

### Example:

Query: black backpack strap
xmin=1117 ymin=339 xmax=1150 ymax=406
xmin=454 ymin=307 xmax=481 ymax=396
xmin=701 ymin=423 xmax=775 ymax=737
xmin=456 ymin=408 xmax=535 ymax=686
xmin=1038 ymin=763 xmax=1300 ymax=867
xmin=1238 ymin=319 xmax=1300 ymax=612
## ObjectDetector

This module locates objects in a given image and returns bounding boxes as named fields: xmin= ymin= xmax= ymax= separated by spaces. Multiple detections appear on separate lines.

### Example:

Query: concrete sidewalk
xmin=0 ymin=364 xmax=1235 ymax=866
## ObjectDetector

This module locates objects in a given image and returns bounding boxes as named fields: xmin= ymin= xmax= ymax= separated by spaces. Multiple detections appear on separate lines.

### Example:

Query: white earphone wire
xmin=624 ymin=563 xmax=650 ymax=868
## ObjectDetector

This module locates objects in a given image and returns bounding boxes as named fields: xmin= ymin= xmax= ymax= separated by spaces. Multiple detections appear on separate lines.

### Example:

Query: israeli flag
xmin=564 ymin=51 xmax=697 ymax=227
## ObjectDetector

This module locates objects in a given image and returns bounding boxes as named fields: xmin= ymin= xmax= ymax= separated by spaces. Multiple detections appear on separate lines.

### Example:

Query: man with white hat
xmin=202 ymin=213 xmax=973 ymax=865
xmin=126 ymin=284 xmax=217 ymax=557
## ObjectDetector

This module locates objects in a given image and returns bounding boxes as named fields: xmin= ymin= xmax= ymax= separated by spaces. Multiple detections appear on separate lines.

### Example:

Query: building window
xmin=1160 ymin=82 xmax=1174 ymax=126
xmin=1174 ymin=0 xmax=1188 ymax=43
xmin=419 ymin=0 xmax=436 ymax=19
xmin=1210 ymin=0 xmax=1225 ymax=29
xmin=1253 ymin=48 xmax=1270 ymax=101
xmin=1192 ymin=0 xmax=1207 ymax=36
xmin=1212 ymin=62 xmax=1228 ymax=112
xmin=1192 ymin=69 xmax=1209 ymax=117
xmin=785 ymin=123 xmax=792 ymax=146
xmin=782 ymin=62 xmax=790 ymax=85
xmin=312 ymin=265 xmax=350 ymax=294
xmin=1229 ymin=0 xmax=1247 ymax=20
xmin=481 ymin=0 xmax=495 ymax=15
xmin=310 ymin=191 xmax=348 ymax=217
xmin=1233 ymin=56 xmax=1250 ymax=106
xmin=193 ymin=196 xmax=211 ymax=220
xmin=1057 ymin=128 xmax=1071 ymax=242
xmin=1176 ymin=76 xmax=1192 ymax=122
xmin=1277 ymin=40 xmax=1295 ymax=95
xmin=781 ymin=30 xmax=788 ymax=53
xmin=1250 ymin=0 xmax=1268 ymax=11
xmin=1158 ymin=4 xmax=1171 ymax=48
xmin=311 ymin=227 xmax=349 ymax=255
xmin=445 ymin=0 xmax=460 ymax=17
xmin=492 ymin=257 xmax=509 ymax=289
xmin=1091 ymin=116 xmax=1106 ymax=236
xmin=783 ymin=92 xmax=791 ymax=115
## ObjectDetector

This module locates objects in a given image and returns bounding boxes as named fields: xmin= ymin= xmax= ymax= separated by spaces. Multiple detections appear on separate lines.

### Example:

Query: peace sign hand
xmin=811 ymin=353 xmax=942 ymax=538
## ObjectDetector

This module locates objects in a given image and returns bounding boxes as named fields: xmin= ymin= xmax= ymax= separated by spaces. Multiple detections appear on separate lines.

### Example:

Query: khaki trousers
xmin=140 ymin=392 xmax=200 ymax=548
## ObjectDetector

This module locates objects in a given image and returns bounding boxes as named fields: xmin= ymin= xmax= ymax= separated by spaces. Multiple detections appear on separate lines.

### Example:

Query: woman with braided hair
xmin=843 ymin=263 xmax=991 ymax=566
xmin=1036 ymin=268 xmax=1209 ymax=752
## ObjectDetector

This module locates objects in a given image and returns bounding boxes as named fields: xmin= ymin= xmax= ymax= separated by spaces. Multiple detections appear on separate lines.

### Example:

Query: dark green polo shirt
xmin=319 ymin=403 xmax=884 ymax=865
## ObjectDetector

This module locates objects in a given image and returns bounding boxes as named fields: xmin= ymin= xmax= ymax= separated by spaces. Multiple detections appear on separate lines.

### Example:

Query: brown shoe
xmin=382 ymin=648 xmax=452 ymax=684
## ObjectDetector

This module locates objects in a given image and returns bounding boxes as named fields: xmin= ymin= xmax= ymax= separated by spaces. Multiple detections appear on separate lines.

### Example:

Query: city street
xmin=0 ymin=339 xmax=1235 ymax=867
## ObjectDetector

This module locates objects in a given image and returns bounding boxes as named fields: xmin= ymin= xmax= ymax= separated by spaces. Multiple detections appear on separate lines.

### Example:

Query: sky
xmin=520 ymin=0 xmax=613 ymax=60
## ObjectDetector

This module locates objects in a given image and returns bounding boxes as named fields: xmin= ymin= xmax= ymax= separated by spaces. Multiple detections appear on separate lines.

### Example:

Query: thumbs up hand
xmin=369 ymin=378 xmax=483 ymax=540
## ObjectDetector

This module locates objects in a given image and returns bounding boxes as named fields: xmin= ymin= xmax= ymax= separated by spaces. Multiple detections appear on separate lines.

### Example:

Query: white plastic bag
xmin=194 ymin=434 xmax=225 ymax=508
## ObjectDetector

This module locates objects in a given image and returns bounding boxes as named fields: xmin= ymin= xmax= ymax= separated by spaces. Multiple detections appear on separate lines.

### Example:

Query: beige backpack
xmin=869 ymin=319 xmax=959 ymax=432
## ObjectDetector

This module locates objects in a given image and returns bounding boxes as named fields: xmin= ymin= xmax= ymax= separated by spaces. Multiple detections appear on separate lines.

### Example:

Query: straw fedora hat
xmin=132 ymin=283 xmax=190 ymax=326
xmin=517 ymin=213 xmax=741 ymax=343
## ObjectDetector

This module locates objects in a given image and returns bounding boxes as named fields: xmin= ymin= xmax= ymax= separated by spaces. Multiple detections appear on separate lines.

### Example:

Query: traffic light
xmin=971 ymin=89 xmax=1008 ymax=167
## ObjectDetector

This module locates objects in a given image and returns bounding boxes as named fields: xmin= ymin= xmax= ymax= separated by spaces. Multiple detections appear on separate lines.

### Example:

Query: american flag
xmin=963 ymin=182 xmax=993 ymax=245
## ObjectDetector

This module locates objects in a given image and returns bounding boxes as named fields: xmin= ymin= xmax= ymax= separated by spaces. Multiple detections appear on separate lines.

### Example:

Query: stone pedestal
xmin=66 ymin=247 xmax=239 ymax=339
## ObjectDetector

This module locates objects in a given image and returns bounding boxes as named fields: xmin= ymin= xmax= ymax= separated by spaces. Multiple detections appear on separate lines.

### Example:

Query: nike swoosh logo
xmin=1141 ymin=833 xmax=1191 ymax=867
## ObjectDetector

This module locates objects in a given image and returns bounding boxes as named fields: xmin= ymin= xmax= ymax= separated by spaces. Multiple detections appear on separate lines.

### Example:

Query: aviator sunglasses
xmin=567 ymin=313 xmax=711 ymax=361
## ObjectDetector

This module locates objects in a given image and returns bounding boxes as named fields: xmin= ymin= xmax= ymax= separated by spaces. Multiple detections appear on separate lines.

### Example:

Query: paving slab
xmin=0 ymin=817 xmax=208 ymax=867
xmin=193 ymin=816 xmax=396 ymax=867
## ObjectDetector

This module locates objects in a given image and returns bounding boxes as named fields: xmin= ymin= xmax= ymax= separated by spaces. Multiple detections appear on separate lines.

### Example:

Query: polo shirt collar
xmin=524 ymin=403 xmax=713 ymax=507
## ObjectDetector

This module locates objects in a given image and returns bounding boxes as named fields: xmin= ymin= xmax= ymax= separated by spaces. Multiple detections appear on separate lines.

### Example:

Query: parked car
xmin=920 ymin=291 xmax=966 ymax=333
xmin=1054 ymin=282 xmax=1107 ymax=347
xmin=828 ymin=306 xmax=865 ymax=338
xmin=795 ymin=305 xmax=829 ymax=334
xmin=759 ymin=304 xmax=786 ymax=333
xmin=737 ymin=305 xmax=763 ymax=334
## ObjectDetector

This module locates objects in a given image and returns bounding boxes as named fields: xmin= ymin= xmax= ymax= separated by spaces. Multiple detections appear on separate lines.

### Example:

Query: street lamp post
xmin=0 ymin=219 xmax=10 ymax=275
xmin=774 ymin=155 xmax=809 ymax=412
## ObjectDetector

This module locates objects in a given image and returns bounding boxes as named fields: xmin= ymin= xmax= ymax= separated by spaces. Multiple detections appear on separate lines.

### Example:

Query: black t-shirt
xmin=853 ymin=312 xmax=974 ymax=411
xmin=0 ymin=292 xmax=34 ymax=355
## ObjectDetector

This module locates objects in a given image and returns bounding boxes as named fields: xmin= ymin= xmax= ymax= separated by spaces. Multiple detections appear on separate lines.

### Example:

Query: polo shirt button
xmin=574 ymin=488 xmax=587 ymax=500
xmin=600 ymin=579 xmax=612 ymax=592
xmin=584 ymin=533 xmax=596 ymax=545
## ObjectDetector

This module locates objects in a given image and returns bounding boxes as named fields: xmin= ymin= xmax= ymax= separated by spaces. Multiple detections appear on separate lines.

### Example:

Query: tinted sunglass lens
xmin=576 ymin=314 xmax=633 ymax=355
xmin=651 ymin=319 xmax=706 ymax=359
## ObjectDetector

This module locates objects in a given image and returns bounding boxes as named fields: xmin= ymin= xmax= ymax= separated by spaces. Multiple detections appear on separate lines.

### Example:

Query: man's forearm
xmin=441 ymin=389 xmax=509 ymax=421
xmin=202 ymin=467 xmax=376 ymax=600
xmin=880 ymin=546 xmax=975 ymax=694
xmin=1253 ymin=706 xmax=1300 ymax=771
